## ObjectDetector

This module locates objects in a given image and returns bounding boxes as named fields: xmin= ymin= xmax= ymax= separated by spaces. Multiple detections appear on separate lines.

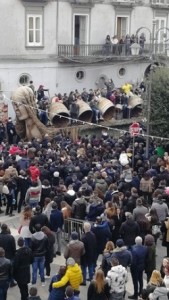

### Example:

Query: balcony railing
xmin=151 ymin=0 xmax=169 ymax=5
xmin=58 ymin=43 xmax=169 ymax=60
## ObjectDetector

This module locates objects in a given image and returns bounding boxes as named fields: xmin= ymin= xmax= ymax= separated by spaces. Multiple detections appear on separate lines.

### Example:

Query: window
xmin=118 ymin=67 xmax=126 ymax=77
xmin=155 ymin=18 xmax=167 ymax=42
xmin=75 ymin=70 xmax=85 ymax=81
xmin=19 ymin=74 xmax=31 ymax=85
xmin=155 ymin=17 xmax=167 ymax=53
xmin=27 ymin=14 xmax=42 ymax=46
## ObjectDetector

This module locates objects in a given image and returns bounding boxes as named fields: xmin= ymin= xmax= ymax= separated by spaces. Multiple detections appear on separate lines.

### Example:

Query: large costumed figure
xmin=11 ymin=86 xmax=79 ymax=141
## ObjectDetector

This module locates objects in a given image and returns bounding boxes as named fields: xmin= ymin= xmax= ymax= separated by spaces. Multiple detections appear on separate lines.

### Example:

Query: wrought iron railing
xmin=58 ymin=43 xmax=169 ymax=58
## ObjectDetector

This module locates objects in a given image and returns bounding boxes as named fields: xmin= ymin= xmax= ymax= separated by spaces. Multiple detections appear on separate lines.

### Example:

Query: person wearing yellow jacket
xmin=52 ymin=257 xmax=83 ymax=292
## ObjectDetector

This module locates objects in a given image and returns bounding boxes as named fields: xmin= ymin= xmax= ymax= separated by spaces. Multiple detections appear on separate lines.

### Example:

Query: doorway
xmin=74 ymin=15 xmax=88 ymax=55
xmin=116 ymin=16 xmax=129 ymax=40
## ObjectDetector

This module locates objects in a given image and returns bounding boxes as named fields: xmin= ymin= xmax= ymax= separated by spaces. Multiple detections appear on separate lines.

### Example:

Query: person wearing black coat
xmin=119 ymin=213 xmax=140 ymax=248
xmin=39 ymin=180 xmax=51 ymax=210
xmin=13 ymin=237 xmax=33 ymax=300
xmin=0 ymin=247 xmax=12 ymax=300
xmin=0 ymin=224 xmax=16 ymax=261
xmin=81 ymin=222 xmax=97 ymax=285
xmin=17 ymin=171 xmax=32 ymax=213
xmin=41 ymin=226 xmax=55 ymax=277
xmin=6 ymin=118 xmax=16 ymax=145
xmin=29 ymin=205 xmax=50 ymax=234
xmin=0 ymin=224 xmax=16 ymax=288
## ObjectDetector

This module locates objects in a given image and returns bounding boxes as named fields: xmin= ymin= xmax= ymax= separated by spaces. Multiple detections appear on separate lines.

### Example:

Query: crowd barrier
xmin=63 ymin=218 xmax=85 ymax=241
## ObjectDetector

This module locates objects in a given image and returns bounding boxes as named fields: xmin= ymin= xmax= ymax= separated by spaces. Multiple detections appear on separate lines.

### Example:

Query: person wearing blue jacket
xmin=129 ymin=236 xmax=148 ymax=299
xmin=65 ymin=285 xmax=81 ymax=300
xmin=91 ymin=216 xmax=111 ymax=261
xmin=48 ymin=266 xmax=67 ymax=300
xmin=49 ymin=202 xmax=64 ymax=256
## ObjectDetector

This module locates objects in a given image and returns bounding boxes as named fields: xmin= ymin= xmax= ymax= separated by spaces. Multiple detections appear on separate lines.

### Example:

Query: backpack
xmin=103 ymin=252 xmax=114 ymax=275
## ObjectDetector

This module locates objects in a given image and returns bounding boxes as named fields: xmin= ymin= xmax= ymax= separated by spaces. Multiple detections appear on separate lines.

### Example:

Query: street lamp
xmin=135 ymin=20 xmax=169 ymax=158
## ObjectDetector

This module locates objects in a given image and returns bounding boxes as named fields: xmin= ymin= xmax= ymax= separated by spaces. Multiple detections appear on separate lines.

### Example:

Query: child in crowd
xmin=48 ymin=266 xmax=67 ymax=300
xmin=28 ymin=287 xmax=42 ymax=300
xmin=65 ymin=285 xmax=81 ymax=300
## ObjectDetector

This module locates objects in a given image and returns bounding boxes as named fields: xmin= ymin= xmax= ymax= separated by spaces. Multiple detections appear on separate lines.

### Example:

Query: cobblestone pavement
xmin=0 ymin=212 xmax=165 ymax=300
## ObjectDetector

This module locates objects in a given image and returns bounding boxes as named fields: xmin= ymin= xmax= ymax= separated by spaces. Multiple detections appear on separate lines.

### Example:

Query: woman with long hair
xmin=144 ymin=234 xmax=156 ymax=283
xmin=143 ymin=270 xmax=164 ymax=297
xmin=60 ymin=200 xmax=72 ymax=219
xmin=87 ymin=269 xmax=110 ymax=300
xmin=145 ymin=208 xmax=160 ymax=244
xmin=106 ymin=205 xmax=123 ymax=244
xmin=160 ymin=258 xmax=169 ymax=278
xmin=19 ymin=205 xmax=32 ymax=247
xmin=146 ymin=270 xmax=168 ymax=299
xmin=101 ymin=241 xmax=115 ymax=276
xmin=41 ymin=226 xmax=55 ymax=278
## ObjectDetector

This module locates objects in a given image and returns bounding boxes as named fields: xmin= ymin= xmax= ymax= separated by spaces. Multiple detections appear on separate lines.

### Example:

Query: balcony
xmin=151 ymin=0 xmax=169 ymax=6
xmin=57 ymin=43 xmax=169 ymax=63
xmin=21 ymin=0 xmax=49 ymax=2
xmin=110 ymin=0 xmax=136 ymax=6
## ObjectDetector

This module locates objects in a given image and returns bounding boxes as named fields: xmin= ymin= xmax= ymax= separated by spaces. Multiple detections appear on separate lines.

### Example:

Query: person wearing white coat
xmin=106 ymin=257 xmax=128 ymax=300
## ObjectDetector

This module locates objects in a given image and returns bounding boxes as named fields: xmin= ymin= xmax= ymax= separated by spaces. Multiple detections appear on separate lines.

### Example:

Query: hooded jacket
xmin=52 ymin=263 xmax=83 ymax=290
xmin=106 ymin=265 xmax=128 ymax=293
xmin=149 ymin=286 xmax=168 ymax=300
xmin=31 ymin=231 xmax=49 ymax=257
xmin=112 ymin=246 xmax=132 ymax=268
xmin=64 ymin=240 xmax=85 ymax=265
xmin=119 ymin=218 xmax=140 ymax=246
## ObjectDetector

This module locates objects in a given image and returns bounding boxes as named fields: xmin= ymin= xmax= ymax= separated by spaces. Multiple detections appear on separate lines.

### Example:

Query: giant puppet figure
xmin=11 ymin=86 xmax=47 ymax=140
xmin=11 ymin=86 xmax=79 ymax=141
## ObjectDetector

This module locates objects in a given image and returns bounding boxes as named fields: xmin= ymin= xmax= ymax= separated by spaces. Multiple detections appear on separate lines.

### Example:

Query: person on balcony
xmin=139 ymin=32 xmax=146 ymax=54
xmin=125 ymin=34 xmax=131 ymax=55
xmin=119 ymin=36 xmax=126 ymax=55
xmin=103 ymin=35 xmax=112 ymax=55
xmin=111 ymin=35 xmax=119 ymax=54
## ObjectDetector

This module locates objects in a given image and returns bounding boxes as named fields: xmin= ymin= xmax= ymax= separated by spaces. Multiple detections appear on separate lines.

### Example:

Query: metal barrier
xmin=63 ymin=218 xmax=85 ymax=241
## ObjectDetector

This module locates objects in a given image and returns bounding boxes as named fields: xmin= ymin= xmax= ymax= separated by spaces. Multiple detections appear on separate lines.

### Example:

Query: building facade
xmin=0 ymin=0 xmax=169 ymax=117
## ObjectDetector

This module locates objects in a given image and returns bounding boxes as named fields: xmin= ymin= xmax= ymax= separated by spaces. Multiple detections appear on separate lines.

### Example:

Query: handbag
xmin=152 ymin=224 xmax=161 ymax=236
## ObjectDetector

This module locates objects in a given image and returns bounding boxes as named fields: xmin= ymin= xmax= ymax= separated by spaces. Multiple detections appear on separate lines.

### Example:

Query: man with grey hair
xmin=129 ymin=236 xmax=148 ymax=299
xmin=0 ymin=247 xmax=12 ymax=300
xmin=80 ymin=222 xmax=97 ymax=285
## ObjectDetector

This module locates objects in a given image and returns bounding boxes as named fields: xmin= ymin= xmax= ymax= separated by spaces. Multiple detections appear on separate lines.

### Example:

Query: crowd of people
xmin=1 ymin=113 xmax=169 ymax=300
xmin=33 ymin=79 xmax=145 ymax=126
xmin=103 ymin=33 xmax=146 ymax=56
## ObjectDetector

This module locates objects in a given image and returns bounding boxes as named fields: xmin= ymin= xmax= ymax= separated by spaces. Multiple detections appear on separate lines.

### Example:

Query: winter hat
xmin=67 ymin=257 xmax=75 ymax=266
xmin=71 ymin=231 xmax=78 ymax=240
xmin=116 ymin=239 xmax=124 ymax=248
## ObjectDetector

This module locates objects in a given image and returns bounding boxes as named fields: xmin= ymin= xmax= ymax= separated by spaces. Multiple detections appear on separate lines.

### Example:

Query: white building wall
xmin=90 ymin=4 xmax=115 ymax=43
xmin=0 ymin=0 xmax=166 ymax=117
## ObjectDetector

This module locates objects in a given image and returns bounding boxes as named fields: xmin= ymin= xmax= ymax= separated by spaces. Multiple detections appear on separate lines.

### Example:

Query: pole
xmin=145 ymin=19 xmax=156 ymax=159
xmin=151 ymin=19 xmax=156 ymax=57
xmin=132 ymin=136 xmax=135 ymax=169
xmin=145 ymin=65 xmax=153 ymax=158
